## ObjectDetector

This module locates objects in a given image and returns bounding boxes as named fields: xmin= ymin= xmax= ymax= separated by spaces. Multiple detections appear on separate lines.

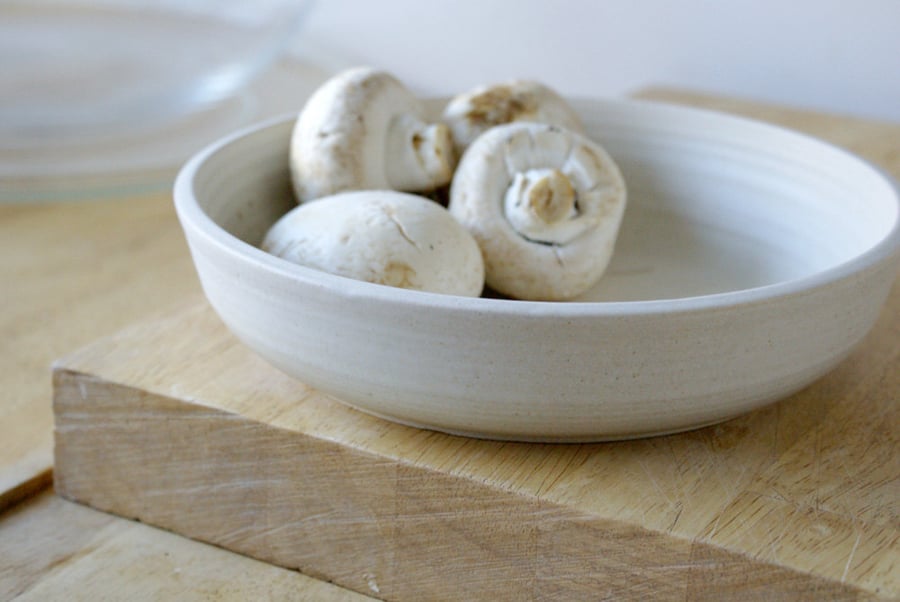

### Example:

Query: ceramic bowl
xmin=174 ymin=99 xmax=900 ymax=441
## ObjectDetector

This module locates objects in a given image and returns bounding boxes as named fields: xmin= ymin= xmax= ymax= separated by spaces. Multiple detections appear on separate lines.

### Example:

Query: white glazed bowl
xmin=174 ymin=99 xmax=900 ymax=441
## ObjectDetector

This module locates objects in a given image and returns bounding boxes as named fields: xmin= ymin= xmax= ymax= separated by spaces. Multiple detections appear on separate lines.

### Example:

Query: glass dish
xmin=0 ymin=0 xmax=318 ymax=200
xmin=0 ymin=0 xmax=312 ymax=143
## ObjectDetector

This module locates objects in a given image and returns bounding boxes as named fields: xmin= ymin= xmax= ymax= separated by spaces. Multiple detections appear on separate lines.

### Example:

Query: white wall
xmin=300 ymin=0 xmax=900 ymax=123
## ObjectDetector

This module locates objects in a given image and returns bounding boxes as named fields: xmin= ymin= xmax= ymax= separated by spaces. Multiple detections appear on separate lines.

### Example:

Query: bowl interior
xmin=191 ymin=101 xmax=899 ymax=303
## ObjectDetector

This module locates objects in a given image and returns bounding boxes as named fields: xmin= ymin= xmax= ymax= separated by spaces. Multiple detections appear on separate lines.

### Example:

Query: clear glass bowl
xmin=0 ymin=0 xmax=312 ymax=145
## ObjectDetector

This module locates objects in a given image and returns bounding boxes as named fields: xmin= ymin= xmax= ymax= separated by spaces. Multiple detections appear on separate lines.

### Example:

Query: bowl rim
xmin=174 ymin=99 xmax=900 ymax=319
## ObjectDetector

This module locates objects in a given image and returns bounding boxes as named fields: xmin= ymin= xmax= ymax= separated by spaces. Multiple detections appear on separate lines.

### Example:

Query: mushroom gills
xmin=449 ymin=122 xmax=627 ymax=301
xmin=290 ymin=67 xmax=457 ymax=204
xmin=385 ymin=113 xmax=456 ymax=192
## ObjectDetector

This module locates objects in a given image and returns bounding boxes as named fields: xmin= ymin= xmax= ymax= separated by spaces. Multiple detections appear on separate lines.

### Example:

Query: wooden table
xmin=2 ymin=89 xmax=898 ymax=600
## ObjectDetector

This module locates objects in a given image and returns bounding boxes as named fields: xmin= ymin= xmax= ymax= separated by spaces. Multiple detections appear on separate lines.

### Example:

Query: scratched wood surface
xmin=4 ymin=89 xmax=898 ymax=600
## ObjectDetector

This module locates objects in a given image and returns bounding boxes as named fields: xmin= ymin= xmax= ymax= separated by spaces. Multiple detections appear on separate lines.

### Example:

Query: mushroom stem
xmin=505 ymin=168 xmax=588 ymax=245
xmin=386 ymin=114 xmax=456 ymax=192
xmin=526 ymin=169 xmax=576 ymax=223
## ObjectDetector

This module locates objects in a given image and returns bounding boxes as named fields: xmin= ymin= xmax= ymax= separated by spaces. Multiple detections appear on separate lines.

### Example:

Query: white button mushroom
xmin=262 ymin=190 xmax=485 ymax=297
xmin=290 ymin=67 xmax=457 ymax=204
xmin=449 ymin=122 xmax=627 ymax=301
xmin=442 ymin=80 xmax=584 ymax=155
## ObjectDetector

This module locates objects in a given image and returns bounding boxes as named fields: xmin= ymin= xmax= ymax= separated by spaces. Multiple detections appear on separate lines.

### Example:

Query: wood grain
xmin=0 ymin=490 xmax=375 ymax=601
xmin=53 ymin=291 xmax=897 ymax=599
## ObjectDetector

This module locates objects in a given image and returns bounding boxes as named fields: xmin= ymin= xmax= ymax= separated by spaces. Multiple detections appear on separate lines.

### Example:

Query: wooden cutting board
xmin=52 ymin=285 xmax=898 ymax=601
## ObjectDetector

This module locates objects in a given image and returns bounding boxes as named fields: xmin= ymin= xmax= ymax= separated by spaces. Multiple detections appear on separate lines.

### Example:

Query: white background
xmin=300 ymin=0 xmax=900 ymax=123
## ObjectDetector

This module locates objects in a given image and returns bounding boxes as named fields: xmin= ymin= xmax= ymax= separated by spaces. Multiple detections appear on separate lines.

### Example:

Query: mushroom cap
xmin=290 ymin=67 xmax=456 ymax=203
xmin=449 ymin=122 xmax=626 ymax=301
xmin=442 ymin=80 xmax=584 ymax=154
xmin=262 ymin=190 xmax=484 ymax=297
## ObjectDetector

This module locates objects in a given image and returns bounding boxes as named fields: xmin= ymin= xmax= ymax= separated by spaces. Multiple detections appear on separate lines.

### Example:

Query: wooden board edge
xmin=0 ymin=468 xmax=53 ymax=515
xmin=52 ymin=366 xmax=881 ymax=600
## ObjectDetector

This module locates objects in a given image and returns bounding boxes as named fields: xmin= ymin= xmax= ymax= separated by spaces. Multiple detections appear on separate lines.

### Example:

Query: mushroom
xmin=442 ymin=80 xmax=584 ymax=155
xmin=290 ymin=67 xmax=456 ymax=204
xmin=448 ymin=122 xmax=626 ymax=301
xmin=262 ymin=190 xmax=484 ymax=297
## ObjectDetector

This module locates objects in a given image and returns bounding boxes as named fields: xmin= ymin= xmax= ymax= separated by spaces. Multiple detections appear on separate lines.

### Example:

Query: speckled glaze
xmin=174 ymin=99 xmax=900 ymax=441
